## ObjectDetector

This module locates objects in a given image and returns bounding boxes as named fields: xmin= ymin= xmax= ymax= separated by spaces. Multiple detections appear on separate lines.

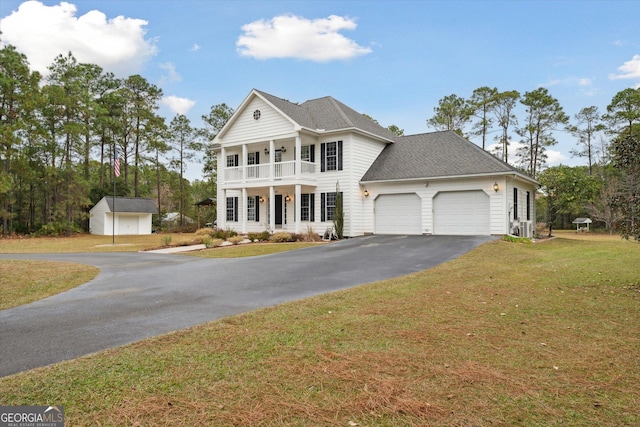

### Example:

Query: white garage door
xmin=375 ymin=193 xmax=422 ymax=235
xmin=118 ymin=214 xmax=139 ymax=235
xmin=433 ymin=190 xmax=490 ymax=235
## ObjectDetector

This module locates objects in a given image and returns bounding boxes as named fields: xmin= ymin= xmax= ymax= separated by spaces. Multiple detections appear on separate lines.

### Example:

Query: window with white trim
xmin=321 ymin=141 xmax=342 ymax=172
xmin=247 ymin=197 xmax=256 ymax=222
xmin=301 ymin=145 xmax=310 ymax=161
xmin=226 ymin=197 xmax=238 ymax=222
xmin=226 ymin=154 xmax=238 ymax=167
xmin=301 ymin=193 xmax=315 ymax=221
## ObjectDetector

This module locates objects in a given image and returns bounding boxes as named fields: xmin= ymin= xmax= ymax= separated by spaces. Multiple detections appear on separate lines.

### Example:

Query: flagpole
xmin=112 ymin=143 xmax=116 ymax=245
xmin=113 ymin=142 xmax=120 ymax=245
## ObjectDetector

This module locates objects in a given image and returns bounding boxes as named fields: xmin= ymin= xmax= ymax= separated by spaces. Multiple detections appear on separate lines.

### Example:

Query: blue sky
xmin=2 ymin=0 xmax=639 ymax=181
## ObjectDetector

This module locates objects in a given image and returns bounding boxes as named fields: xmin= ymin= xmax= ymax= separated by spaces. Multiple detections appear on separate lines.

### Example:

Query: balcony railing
xmin=224 ymin=160 xmax=317 ymax=183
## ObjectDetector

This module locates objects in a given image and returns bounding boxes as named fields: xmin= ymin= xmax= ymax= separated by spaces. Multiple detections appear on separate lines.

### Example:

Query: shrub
xmin=162 ymin=235 xmax=172 ymax=246
xmin=204 ymin=237 xmax=224 ymax=248
xmin=258 ymin=230 xmax=271 ymax=241
xmin=270 ymin=232 xmax=293 ymax=243
xmin=502 ymin=234 xmax=532 ymax=244
xmin=195 ymin=228 xmax=215 ymax=237
xmin=247 ymin=232 xmax=259 ymax=242
xmin=227 ymin=235 xmax=245 ymax=245
xmin=213 ymin=229 xmax=238 ymax=240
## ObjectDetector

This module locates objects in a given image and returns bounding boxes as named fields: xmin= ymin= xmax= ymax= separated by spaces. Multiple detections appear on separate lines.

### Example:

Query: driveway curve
xmin=0 ymin=234 xmax=493 ymax=377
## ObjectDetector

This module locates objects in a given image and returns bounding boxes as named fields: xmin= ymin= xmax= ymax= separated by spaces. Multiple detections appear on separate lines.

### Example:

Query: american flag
xmin=114 ymin=146 xmax=120 ymax=178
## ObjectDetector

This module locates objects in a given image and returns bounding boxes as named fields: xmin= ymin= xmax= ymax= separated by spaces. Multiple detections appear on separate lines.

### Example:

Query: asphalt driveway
xmin=0 ymin=234 xmax=493 ymax=377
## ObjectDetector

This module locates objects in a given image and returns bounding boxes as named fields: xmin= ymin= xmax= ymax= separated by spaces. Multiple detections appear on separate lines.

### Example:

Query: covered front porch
xmin=219 ymin=183 xmax=318 ymax=235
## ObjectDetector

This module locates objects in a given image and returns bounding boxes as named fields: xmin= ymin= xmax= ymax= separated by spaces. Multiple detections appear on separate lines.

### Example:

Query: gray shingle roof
xmin=105 ymin=197 xmax=158 ymax=213
xmin=361 ymin=131 xmax=529 ymax=182
xmin=255 ymin=90 xmax=396 ymax=141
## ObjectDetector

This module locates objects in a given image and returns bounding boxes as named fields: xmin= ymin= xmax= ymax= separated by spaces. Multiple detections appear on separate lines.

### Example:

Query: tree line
xmin=1 ymin=45 xmax=233 ymax=236
xmin=2 ymin=43 xmax=639 ymax=239
xmin=426 ymin=86 xmax=640 ymax=239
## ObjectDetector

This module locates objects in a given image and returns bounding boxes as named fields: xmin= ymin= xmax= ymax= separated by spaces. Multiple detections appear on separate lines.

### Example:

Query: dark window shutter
xmin=310 ymin=144 xmax=315 ymax=162
xmin=234 ymin=154 xmax=239 ymax=167
xmin=321 ymin=193 xmax=326 ymax=222
xmin=320 ymin=143 xmax=326 ymax=172
xmin=255 ymin=196 xmax=260 ymax=222
xmin=255 ymin=151 xmax=260 ymax=164
xmin=234 ymin=197 xmax=238 ymax=222
xmin=337 ymin=141 xmax=343 ymax=171
xmin=310 ymin=193 xmax=315 ymax=222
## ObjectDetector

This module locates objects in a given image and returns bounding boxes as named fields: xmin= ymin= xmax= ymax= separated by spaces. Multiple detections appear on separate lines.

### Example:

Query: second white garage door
xmin=433 ymin=190 xmax=490 ymax=235
xmin=375 ymin=193 xmax=422 ymax=235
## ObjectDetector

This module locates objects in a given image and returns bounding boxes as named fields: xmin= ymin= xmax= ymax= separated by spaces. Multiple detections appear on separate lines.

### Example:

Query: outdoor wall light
xmin=285 ymin=195 xmax=291 ymax=202
xmin=363 ymin=189 xmax=370 ymax=197
xmin=493 ymin=182 xmax=499 ymax=192
xmin=264 ymin=148 xmax=269 ymax=155
xmin=281 ymin=146 xmax=287 ymax=153
xmin=259 ymin=196 xmax=265 ymax=203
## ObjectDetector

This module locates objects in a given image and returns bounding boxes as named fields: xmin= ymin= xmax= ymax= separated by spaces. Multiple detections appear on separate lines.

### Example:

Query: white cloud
xmin=190 ymin=43 xmax=201 ymax=52
xmin=0 ymin=1 xmax=157 ymax=77
xmin=487 ymin=140 xmax=568 ymax=167
xmin=578 ymin=78 xmax=592 ymax=86
xmin=158 ymin=62 xmax=181 ymax=85
xmin=162 ymin=96 xmax=196 ymax=115
xmin=608 ymin=54 xmax=640 ymax=80
xmin=236 ymin=14 xmax=372 ymax=62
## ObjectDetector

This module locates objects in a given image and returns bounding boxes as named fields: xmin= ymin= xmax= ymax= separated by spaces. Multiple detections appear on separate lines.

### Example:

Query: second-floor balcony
xmin=224 ymin=160 xmax=317 ymax=184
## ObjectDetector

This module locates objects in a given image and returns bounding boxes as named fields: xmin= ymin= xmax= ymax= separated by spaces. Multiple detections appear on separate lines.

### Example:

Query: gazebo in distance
xmin=195 ymin=197 xmax=216 ymax=229
xmin=572 ymin=217 xmax=592 ymax=232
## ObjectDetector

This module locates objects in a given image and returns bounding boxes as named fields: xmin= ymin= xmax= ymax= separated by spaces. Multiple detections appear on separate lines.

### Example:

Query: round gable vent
xmin=253 ymin=109 xmax=261 ymax=120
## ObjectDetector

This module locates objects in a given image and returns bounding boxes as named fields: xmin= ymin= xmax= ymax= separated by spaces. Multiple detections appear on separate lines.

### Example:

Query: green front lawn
xmin=1 ymin=235 xmax=638 ymax=426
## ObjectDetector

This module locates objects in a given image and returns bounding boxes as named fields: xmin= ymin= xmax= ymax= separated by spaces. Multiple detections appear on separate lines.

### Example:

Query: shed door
xmin=433 ymin=190 xmax=490 ymax=235
xmin=118 ymin=214 xmax=139 ymax=235
xmin=375 ymin=193 xmax=422 ymax=235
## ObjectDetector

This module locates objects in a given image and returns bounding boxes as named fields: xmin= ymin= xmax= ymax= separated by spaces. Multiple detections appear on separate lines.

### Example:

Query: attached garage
xmin=375 ymin=193 xmax=422 ymax=235
xmin=433 ymin=190 xmax=490 ymax=235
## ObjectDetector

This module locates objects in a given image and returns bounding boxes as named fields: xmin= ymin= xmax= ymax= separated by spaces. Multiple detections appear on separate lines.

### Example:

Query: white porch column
xmin=295 ymin=135 xmax=301 ymax=177
xmin=269 ymin=186 xmax=275 ymax=232
xmin=269 ymin=140 xmax=275 ymax=179
xmin=241 ymin=187 xmax=247 ymax=234
xmin=295 ymin=184 xmax=301 ymax=234
xmin=220 ymin=188 xmax=227 ymax=231
xmin=242 ymin=144 xmax=247 ymax=182
xmin=220 ymin=147 xmax=226 ymax=182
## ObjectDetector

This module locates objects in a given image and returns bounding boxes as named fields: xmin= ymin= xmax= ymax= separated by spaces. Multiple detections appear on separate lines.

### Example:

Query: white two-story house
xmin=215 ymin=89 xmax=538 ymax=237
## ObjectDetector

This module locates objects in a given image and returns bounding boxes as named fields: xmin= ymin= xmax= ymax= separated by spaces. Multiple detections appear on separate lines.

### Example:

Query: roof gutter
xmin=361 ymin=170 xmax=539 ymax=186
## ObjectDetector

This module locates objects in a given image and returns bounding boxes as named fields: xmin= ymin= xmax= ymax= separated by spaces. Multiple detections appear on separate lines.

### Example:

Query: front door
xmin=275 ymin=194 xmax=283 ymax=226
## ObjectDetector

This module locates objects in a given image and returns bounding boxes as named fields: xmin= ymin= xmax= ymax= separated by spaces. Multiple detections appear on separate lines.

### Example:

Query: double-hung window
xmin=320 ymin=141 xmax=343 ymax=172
xmin=226 ymin=197 xmax=238 ymax=222
xmin=247 ymin=196 xmax=260 ymax=222
xmin=321 ymin=192 xmax=342 ymax=221
xmin=300 ymin=193 xmax=315 ymax=221
xmin=226 ymin=154 xmax=239 ymax=168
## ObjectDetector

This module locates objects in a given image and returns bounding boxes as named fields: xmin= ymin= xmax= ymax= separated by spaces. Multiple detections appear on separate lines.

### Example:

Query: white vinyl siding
xmin=222 ymin=97 xmax=295 ymax=144
xmin=374 ymin=193 xmax=422 ymax=235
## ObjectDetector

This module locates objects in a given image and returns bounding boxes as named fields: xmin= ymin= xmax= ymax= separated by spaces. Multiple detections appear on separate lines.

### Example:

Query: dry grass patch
xmin=1 ymin=237 xmax=639 ymax=425
xmin=188 ymin=242 xmax=322 ymax=258
xmin=0 ymin=260 xmax=98 ymax=309
xmin=0 ymin=233 xmax=194 ymax=253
